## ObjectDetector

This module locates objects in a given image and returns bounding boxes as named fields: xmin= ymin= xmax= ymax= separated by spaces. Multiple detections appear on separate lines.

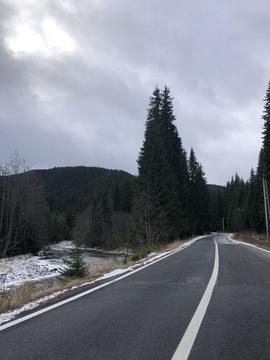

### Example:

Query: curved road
xmin=1 ymin=234 xmax=270 ymax=359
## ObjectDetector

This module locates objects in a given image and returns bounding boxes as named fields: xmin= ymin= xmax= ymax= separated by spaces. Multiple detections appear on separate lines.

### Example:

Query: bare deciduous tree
xmin=0 ymin=151 xmax=30 ymax=257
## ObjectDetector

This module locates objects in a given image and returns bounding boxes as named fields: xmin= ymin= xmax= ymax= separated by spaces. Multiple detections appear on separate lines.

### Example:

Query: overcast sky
xmin=0 ymin=0 xmax=269 ymax=185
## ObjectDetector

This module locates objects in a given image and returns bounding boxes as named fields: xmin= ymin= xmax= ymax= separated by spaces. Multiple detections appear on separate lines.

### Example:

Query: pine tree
xmin=188 ymin=149 xmax=209 ymax=234
xmin=262 ymin=81 xmax=270 ymax=181
xmin=135 ymin=87 xmax=166 ymax=245
xmin=246 ymin=169 xmax=256 ymax=229
xmin=134 ymin=86 xmax=190 ymax=245
xmin=252 ymin=150 xmax=265 ymax=232
xmin=159 ymin=86 xmax=190 ymax=237
xmin=62 ymin=238 xmax=87 ymax=278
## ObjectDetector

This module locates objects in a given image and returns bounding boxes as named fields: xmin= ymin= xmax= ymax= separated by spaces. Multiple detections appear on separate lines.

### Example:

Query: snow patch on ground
xmin=99 ymin=268 xmax=132 ymax=280
xmin=0 ymin=255 xmax=64 ymax=289
xmin=227 ymin=233 xmax=235 ymax=242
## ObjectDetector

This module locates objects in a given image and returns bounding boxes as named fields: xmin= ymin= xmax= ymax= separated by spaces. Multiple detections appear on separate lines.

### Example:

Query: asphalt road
xmin=1 ymin=234 xmax=270 ymax=359
xmin=190 ymin=235 xmax=270 ymax=360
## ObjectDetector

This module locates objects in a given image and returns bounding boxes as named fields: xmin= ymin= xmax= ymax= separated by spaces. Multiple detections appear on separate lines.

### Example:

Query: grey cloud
xmin=0 ymin=0 xmax=269 ymax=184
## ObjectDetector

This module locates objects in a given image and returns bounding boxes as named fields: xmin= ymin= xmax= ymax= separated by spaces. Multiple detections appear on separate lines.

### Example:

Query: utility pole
xmin=265 ymin=177 xmax=270 ymax=223
xmin=263 ymin=176 xmax=269 ymax=241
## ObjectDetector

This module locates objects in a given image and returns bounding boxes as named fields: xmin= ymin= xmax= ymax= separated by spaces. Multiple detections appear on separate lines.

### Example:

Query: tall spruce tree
xmin=159 ymin=86 xmax=190 ymax=237
xmin=188 ymin=149 xmax=209 ymax=234
xmin=135 ymin=87 xmax=165 ymax=245
xmin=135 ymin=86 xmax=190 ymax=245
xmin=253 ymin=149 xmax=266 ymax=232
xmin=262 ymin=81 xmax=270 ymax=181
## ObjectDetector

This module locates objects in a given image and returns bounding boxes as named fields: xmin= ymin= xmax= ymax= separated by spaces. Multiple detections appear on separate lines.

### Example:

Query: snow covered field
xmin=0 ymin=241 xmax=124 ymax=290
xmin=0 ymin=255 xmax=63 ymax=289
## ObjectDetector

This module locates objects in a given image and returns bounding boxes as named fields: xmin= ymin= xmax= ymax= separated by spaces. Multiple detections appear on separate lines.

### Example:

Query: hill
xmin=0 ymin=166 xmax=134 ymax=256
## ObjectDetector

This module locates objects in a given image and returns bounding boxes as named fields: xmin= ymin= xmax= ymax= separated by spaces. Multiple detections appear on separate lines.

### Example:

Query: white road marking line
xmin=171 ymin=236 xmax=219 ymax=360
xmin=0 ymin=236 xmax=206 ymax=332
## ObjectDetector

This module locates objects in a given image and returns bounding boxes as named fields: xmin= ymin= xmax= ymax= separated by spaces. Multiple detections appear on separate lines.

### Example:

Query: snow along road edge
xmin=172 ymin=236 xmax=219 ymax=360
xmin=0 ymin=235 xmax=206 ymax=332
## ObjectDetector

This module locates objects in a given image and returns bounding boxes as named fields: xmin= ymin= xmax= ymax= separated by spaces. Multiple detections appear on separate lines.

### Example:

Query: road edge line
xmin=0 ymin=236 xmax=206 ymax=332
xmin=171 ymin=236 xmax=219 ymax=360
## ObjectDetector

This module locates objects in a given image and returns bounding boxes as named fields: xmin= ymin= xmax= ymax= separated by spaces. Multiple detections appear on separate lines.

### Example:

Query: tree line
xmin=221 ymin=81 xmax=270 ymax=234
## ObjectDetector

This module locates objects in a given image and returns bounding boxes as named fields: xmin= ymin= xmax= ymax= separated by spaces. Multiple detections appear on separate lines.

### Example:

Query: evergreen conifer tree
xmin=159 ymin=86 xmax=190 ymax=237
xmin=252 ymin=150 xmax=265 ymax=232
xmin=135 ymin=87 xmax=166 ymax=245
xmin=262 ymin=81 xmax=270 ymax=181
xmin=188 ymin=149 xmax=209 ymax=234
xmin=246 ymin=168 xmax=261 ymax=231
xmin=135 ymin=86 xmax=190 ymax=245
xmin=62 ymin=239 xmax=87 ymax=278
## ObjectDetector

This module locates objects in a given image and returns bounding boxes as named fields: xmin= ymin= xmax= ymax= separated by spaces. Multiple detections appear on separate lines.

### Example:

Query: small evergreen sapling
xmin=62 ymin=239 xmax=87 ymax=278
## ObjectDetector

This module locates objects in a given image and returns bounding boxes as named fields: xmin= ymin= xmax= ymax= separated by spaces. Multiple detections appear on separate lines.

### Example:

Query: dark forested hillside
xmin=38 ymin=166 xmax=134 ymax=248
xmin=0 ymin=166 xmax=134 ymax=256
xmin=35 ymin=167 xmax=133 ymax=213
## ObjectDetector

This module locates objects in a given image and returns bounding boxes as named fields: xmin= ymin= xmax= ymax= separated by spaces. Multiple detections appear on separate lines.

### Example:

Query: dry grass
xmin=0 ymin=282 xmax=60 ymax=314
xmin=0 ymin=237 xmax=190 ymax=316
xmin=163 ymin=239 xmax=186 ymax=252
xmin=232 ymin=232 xmax=270 ymax=251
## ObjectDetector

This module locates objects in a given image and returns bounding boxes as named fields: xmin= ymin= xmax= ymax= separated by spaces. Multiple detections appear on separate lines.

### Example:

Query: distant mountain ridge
xmin=28 ymin=166 xmax=134 ymax=212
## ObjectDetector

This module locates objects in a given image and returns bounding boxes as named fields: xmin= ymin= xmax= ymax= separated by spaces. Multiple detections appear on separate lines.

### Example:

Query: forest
xmin=1 ymin=82 xmax=270 ymax=257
